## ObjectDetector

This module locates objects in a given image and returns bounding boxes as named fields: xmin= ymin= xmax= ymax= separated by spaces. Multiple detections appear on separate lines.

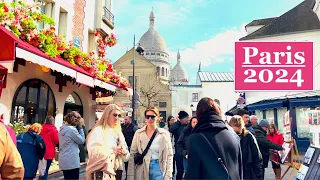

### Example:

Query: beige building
xmin=113 ymin=48 xmax=172 ymax=126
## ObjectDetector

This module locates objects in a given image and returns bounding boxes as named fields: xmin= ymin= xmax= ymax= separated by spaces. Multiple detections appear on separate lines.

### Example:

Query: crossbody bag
xmin=134 ymin=128 xmax=158 ymax=165
xmin=200 ymin=133 xmax=230 ymax=180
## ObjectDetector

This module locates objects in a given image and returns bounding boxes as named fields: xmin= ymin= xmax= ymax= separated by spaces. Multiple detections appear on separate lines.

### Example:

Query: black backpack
xmin=28 ymin=131 xmax=46 ymax=160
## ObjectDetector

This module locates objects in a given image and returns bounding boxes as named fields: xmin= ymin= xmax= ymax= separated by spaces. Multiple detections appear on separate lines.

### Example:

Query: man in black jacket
xmin=253 ymin=119 xmax=283 ymax=179
xmin=235 ymin=109 xmax=255 ymax=135
xmin=169 ymin=111 xmax=190 ymax=180
xmin=121 ymin=116 xmax=138 ymax=180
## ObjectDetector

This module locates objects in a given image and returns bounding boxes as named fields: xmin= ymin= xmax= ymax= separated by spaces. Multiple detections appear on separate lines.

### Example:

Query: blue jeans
xmin=183 ymin=158 xmax=188 ymax=173
xmin=149 ymin=160 xmax=163 ymax=180
xmin=39 ymin=159 xmax=53 ymax=180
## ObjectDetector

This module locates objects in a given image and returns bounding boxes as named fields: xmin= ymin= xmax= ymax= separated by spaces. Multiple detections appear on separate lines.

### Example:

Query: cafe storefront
xmin=246 ymin=91 xmax=320 ymax=152
xmin=0 ymin=25 xmax=132 ymax=129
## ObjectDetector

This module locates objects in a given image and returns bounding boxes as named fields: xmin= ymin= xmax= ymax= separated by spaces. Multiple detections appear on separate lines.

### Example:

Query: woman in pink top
xmin=0 ymin=113 xmax=16 ymax=145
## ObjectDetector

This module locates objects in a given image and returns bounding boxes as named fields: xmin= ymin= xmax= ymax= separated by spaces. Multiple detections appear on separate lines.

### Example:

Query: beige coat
xmin=127 ymin=126 xmax=173 ymax=180
xmin=0 ymin=123 xmax=24 ymax=180
xmin=86 ymin=125 xmax=130 ymax=180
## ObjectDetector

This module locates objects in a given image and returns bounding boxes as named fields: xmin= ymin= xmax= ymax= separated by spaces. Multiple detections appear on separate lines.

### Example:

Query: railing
xmin=102 ymin=6 xmax=114 ymax=25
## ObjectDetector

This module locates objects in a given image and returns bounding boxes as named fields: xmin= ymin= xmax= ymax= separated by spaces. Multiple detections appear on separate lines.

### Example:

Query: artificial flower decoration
xmin=0 ymin=1 xmax=129 ymax=88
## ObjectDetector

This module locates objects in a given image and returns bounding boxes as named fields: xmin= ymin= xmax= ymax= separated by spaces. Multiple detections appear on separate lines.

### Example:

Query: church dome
xmin=139 ymin=10 xmax=168 ymax=54
xmin=170 ymin=51 xmax=188 ymax=85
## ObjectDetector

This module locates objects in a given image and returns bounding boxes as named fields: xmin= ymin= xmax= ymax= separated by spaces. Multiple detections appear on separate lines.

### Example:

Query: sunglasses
xmin=113 ymin=114 xmax=122 ymax=118
xmin=145 ymin=115 xmax=156 ymax=120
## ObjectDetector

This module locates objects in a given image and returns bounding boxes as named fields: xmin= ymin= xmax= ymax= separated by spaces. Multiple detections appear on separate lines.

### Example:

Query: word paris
xmin=235 ymin=42 xmax=314 ymax=91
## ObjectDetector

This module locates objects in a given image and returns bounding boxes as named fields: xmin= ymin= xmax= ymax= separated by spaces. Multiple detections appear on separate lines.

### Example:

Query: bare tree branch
xmin=138 ymin=73 xmax=167 ymax=108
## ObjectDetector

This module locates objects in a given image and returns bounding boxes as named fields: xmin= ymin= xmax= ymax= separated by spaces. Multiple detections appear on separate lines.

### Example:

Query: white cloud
xmin=169 ymin=25 xmax=247 ymax=67
xmin=215 ymin=58 xmax=224 ymax=63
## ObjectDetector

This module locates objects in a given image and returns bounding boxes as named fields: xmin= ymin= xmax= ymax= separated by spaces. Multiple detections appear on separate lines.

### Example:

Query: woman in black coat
xmin=229 ymin=115 xmax=263 ymax=180
xmin=186 ymin=97 xmax=243 ymax=180
xmin=176 ymin=117 xmax=198 ymax=172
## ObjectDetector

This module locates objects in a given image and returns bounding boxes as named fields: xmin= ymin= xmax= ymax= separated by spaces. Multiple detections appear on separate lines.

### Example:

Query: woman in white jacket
xmin=86 ymin=104 xmax=130 ymax=180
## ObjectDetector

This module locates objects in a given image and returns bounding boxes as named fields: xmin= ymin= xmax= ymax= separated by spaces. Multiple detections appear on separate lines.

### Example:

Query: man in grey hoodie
xmin=58 ymin=111 xmax=85 ymax=180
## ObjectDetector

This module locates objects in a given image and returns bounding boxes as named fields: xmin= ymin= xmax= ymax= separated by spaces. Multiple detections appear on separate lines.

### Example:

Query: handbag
xmin=200 ymin=133 xmax=230 ymax=180
xmin=134 ymin=128 xmax=158 ymax=165
xmin=38 ymin=158 xmax=47 ymax=176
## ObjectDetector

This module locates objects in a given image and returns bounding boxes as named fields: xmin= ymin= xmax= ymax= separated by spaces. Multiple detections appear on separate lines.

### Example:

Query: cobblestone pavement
xmin=50 ymin=159 xmax=301 ymax=180
xmin=75 ymin=165 xmax=298 ymax=180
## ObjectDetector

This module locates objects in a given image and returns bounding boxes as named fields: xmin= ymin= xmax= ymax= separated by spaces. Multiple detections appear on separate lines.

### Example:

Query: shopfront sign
xmin=73 ymin=37 xmax=81 ymax=49
xmin=235 ymin=42 xmax=314 ymax=91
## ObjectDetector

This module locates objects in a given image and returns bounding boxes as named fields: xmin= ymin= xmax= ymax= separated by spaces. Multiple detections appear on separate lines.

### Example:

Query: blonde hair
xmin=87 ymin=104 xmax=122 ymax=143
xmin=228 ymin=115 xmax=248 ymax=135
xmin=28 ymin=123 xmax=42 ymax=134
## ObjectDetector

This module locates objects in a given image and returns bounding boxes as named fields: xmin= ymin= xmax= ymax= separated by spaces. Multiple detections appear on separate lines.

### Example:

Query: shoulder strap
xmin=28 ymin=131 xmax=37 ymax=141
xmin=142 ymin=128 xmax=158 ymax=157
xmin=200 ymin=133 xmax=230 ymax=180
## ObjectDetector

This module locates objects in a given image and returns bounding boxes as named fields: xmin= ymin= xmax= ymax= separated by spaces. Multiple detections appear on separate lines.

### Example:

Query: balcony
xmin=102 ymin=6 xmax=114 ymax=30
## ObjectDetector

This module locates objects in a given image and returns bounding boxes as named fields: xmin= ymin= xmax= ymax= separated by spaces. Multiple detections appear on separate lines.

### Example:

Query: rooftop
xmin=241 ymin=0 xmax=320 ymax=40
xmin=198 ymin=72 xmax=234 ymax=82
xmin=245 ymin=17 xmax=277 ymax=27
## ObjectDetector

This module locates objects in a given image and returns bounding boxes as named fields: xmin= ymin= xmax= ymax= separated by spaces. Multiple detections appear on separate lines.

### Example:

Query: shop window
xmin=255 ymin=111 xmax=263 ymax=122
xmin=11 ymin=79 xmax=56 ymax=125
xmin=161 ymin=67 xmax=164 ymax=76
xmin=156 ymin=67 xmax=160 ymax=75
xmin=296 ymin=107 xmax=311 ymax=138
xmin=277 ymin=108 xmax=287 ymax=134
xmin=64 ymin=92 xmax=83 ymax=117
xmin=265 ymin=109 xmax=275 ymax=124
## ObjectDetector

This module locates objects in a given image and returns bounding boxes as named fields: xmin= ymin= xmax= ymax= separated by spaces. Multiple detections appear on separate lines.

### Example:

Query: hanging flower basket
xmin=0 ymin=1 xmax=129 ymax=88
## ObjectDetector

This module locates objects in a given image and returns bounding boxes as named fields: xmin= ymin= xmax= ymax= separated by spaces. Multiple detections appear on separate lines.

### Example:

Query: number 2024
xmin=244 ymin=69 xmax=304 ymax=87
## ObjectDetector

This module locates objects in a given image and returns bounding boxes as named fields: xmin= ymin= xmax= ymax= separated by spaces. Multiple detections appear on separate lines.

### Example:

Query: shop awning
xmin=247 ymin=100 xmax=284 ymax=111
xmin=225 ymin=104 xmax=248 ymax=116
xmin=245 ymin=91 xmax=320 ymax=111
xmin=0 ymin=25 xmax=132 ymax=94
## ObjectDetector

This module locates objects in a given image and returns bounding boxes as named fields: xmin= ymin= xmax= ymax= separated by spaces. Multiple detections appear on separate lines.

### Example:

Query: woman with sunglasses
xmin=127 ymin=107 xmax=173 ymax=180
xmin=86 ymin=104 xmax=129 ymax=180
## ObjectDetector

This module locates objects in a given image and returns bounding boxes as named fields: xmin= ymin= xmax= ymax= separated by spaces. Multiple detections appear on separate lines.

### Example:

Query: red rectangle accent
xmin=235 ymin=41 xmax=314 ymax=91
xmin=0 ymin=26 xmax=16 ymax=61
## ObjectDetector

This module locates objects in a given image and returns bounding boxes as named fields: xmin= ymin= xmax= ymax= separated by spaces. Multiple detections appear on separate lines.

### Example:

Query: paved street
xmin=49 ymin=164 xmax=298 ymax=180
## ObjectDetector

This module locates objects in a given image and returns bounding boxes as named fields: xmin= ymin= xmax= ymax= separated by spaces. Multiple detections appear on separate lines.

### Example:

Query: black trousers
xmin=173 ymin=154 xmax=176 ymax=176
xmin=63 ymin=168 xmax=79 ymax=180
xmin=175 ymin=152 xmax=184 ymax=180
xmin=125 ymin=162 xmax=128 ymax=180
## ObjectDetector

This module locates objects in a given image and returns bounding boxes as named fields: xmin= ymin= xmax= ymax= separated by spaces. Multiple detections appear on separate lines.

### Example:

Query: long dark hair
xmin=167 ymin=115 xmax=174 ymax=128
xmin=196 ymin=97 xmax=221 ymax=120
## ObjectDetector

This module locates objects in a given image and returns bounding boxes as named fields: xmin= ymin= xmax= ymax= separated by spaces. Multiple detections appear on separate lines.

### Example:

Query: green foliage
xmin=8 ymin=121 xmax=26 ymax=136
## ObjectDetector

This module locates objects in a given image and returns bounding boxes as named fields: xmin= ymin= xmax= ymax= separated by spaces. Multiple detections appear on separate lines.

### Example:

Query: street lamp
xmin=132 ymin=35 xmax=144 ymax=125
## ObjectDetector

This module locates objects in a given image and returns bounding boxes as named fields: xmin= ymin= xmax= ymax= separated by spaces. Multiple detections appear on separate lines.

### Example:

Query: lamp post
xmin=132 ymin=35 xmax=144 ymax=125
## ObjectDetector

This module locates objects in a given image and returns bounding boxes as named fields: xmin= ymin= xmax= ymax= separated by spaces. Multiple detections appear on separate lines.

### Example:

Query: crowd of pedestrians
xmin=0 ymin=97 xmax=286 ymax=180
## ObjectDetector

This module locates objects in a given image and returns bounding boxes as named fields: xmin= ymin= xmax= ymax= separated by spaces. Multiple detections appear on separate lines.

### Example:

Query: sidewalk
xmin=47 ymin=163 xmax=87 ymax=180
